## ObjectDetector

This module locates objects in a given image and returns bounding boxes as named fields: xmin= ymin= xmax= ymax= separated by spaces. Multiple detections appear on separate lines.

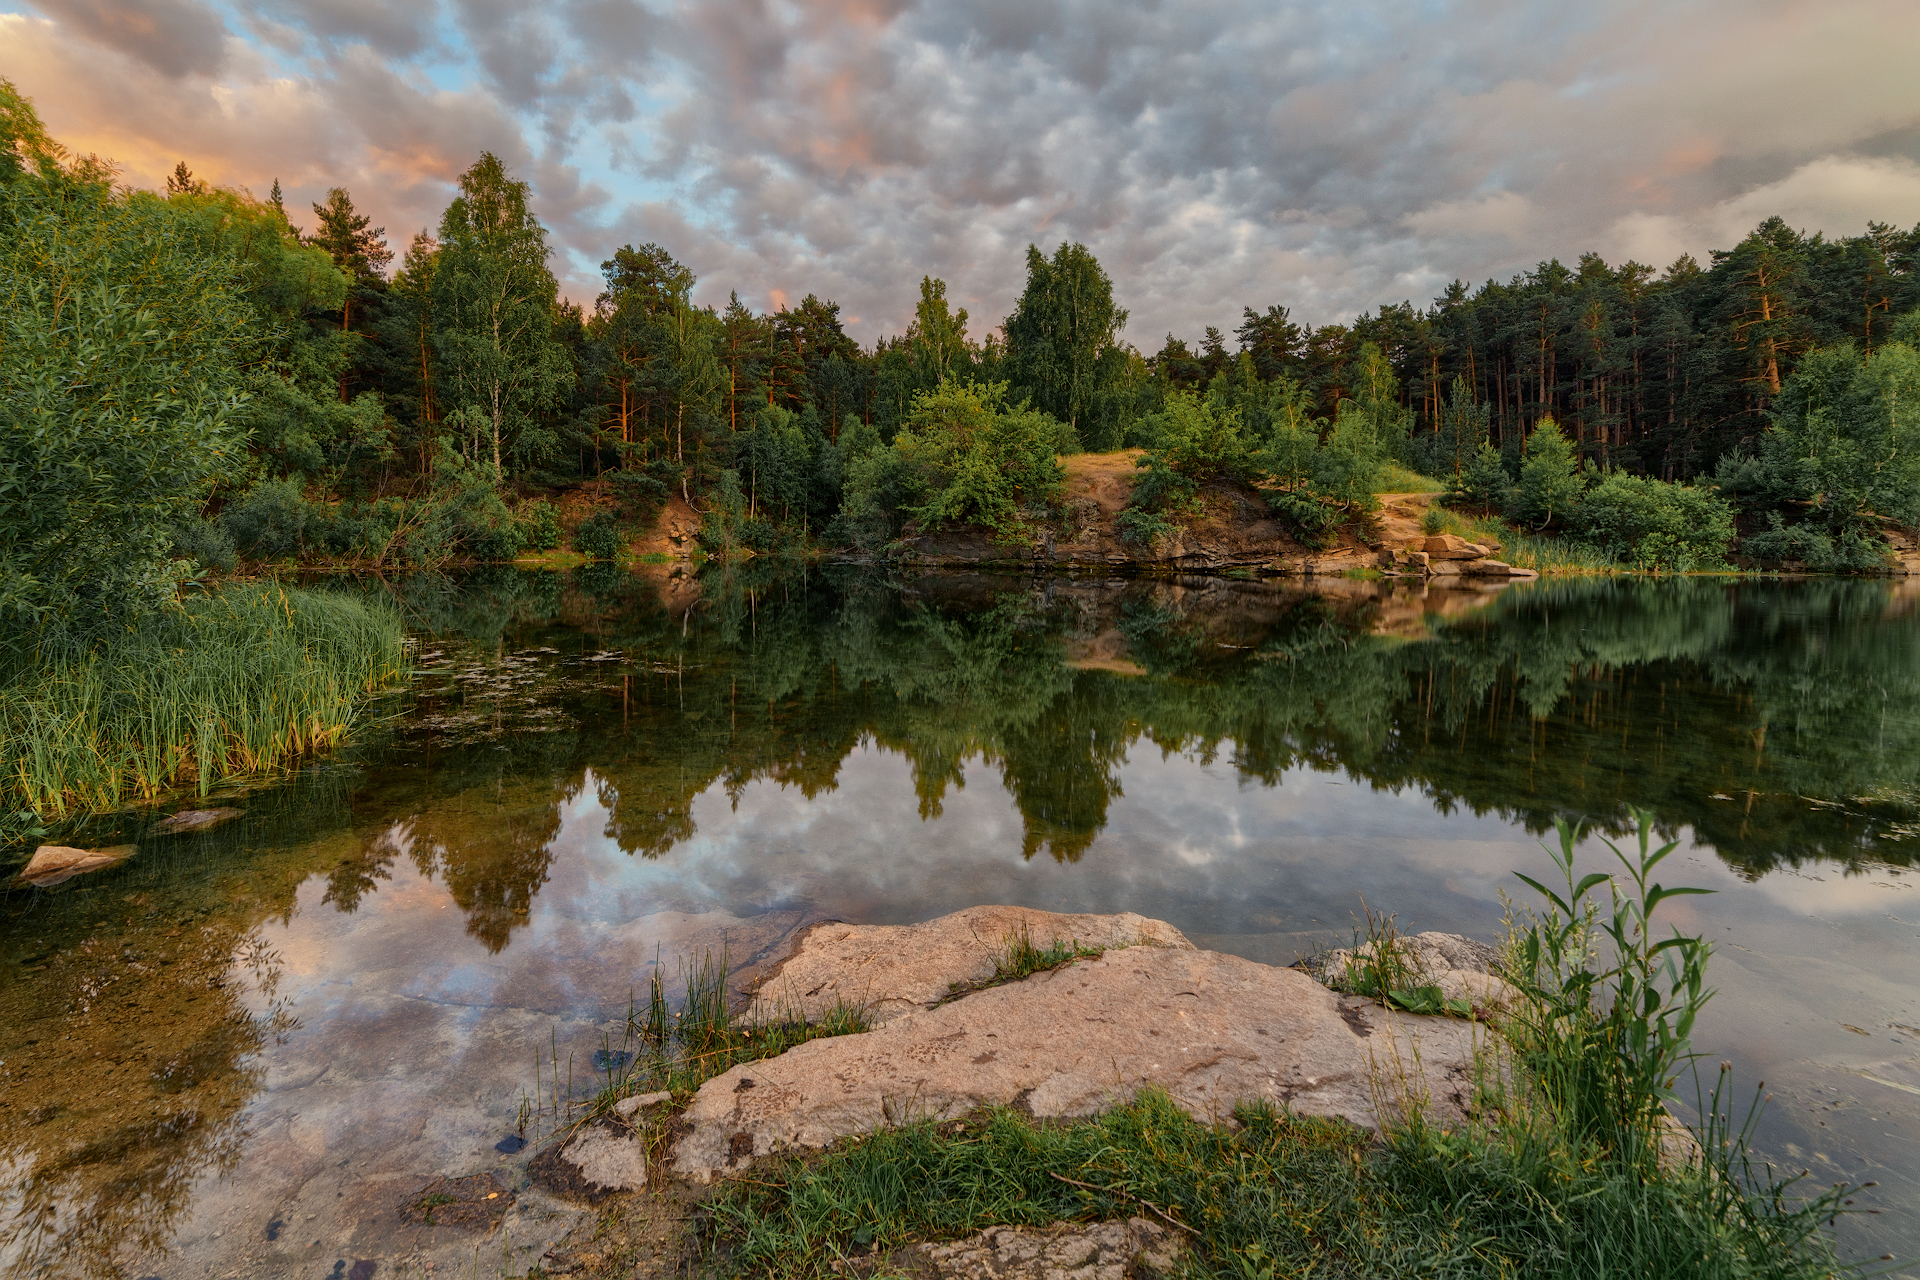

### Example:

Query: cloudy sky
xmin=3 ymin=0 xmax=1918 ymax=343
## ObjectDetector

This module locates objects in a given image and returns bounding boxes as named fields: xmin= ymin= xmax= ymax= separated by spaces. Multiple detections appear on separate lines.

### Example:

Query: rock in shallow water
xmin=675 ymin=945 xmax=1485 ymax=1182
xmin=147 ymin=807 xmax=243 ymax=836
xmin=17 ymin=844 xmax=136 ymax=887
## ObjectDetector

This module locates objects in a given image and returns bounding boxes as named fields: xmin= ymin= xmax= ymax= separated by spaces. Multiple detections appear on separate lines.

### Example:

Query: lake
xmin=3 ymin=566 xmax=1917 ymax=1278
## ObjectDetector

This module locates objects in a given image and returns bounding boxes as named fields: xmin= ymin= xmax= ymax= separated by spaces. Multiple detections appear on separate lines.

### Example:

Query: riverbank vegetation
xmin=7 ymin=79 xmax=1920 ymax=586
xmin=0 ymin=584 xmax=406 ymax=845
xmin=0 ymin=84 xmax=408 ymax=846
xmin=703 ymin=817 xmax=1851 ymax=1278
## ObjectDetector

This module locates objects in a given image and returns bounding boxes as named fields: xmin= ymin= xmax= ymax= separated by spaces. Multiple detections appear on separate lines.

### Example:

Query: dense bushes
xmin=1440 ymin=418 xmax=1737 ymax=569
xmin=1119 ymin=386 xmax=1393 ymax=547
xmin=0 ymin=165 xmax=254 ymax=646
xmin=1710 ymin=322 xmax=1920 ymax=569
xmin=574 ymin=510 xmax=623 ymax=560
xmin=514 ymin=499 xmax=563 ymax=551
xmin=835 ymin=381 xmax=1067 ymax=546
xmin=1570 ymin=473 xmax=1738 ymax=570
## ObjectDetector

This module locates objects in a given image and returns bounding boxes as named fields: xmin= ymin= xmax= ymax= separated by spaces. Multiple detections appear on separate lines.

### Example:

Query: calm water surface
xmin=3 ymin=568 xmax=1918 ymax=1277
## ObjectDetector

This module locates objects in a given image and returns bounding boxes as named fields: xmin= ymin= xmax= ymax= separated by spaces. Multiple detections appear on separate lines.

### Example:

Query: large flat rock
xmin=676 ymin=946 xmax=1483 ymax=1182
xmin=745 ymin=905 xmax=1194 ymax=1025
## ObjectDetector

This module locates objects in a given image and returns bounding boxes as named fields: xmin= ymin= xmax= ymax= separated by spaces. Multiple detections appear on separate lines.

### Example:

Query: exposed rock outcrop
xmin=745 ymin=905 xmax=1193 ymax=1026
xmin=673 ymin=942 xmax=1487 ymax=1182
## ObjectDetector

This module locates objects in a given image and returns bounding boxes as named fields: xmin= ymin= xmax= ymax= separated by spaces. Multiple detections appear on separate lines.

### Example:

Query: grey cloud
xmin=252 ymin=0 xmax=443 ymax=59
xmin=14 ymin=0 xmax=1920 ymax=348
xmin=29 ymin=0 xmax=226 ymax=77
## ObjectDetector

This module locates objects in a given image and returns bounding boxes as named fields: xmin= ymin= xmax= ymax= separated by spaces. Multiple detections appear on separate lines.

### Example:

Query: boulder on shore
xmin=745 ymin=905 xmax=1193 ymax=1026
xmin=1321 ymin=930 xmax=1520 ymax=1013
xmin=674 ymin=940 xmax=1487 ymax=1182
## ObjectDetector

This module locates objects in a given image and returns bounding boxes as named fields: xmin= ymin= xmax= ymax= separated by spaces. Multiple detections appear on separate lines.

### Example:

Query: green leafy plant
xmin=1337 ymin=903 xmax=1472 ymax=1018
xmin=574 ymin=509 xmax=623 ymax=561
xmin=1507 ymin=811 xmax=1713 ymax=1164
xmin=514 ymin=499 xmax=563 ymax=551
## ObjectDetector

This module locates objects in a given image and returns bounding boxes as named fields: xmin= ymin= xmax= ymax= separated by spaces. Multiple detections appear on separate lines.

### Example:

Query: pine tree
xmin=165 ymin=160 xmax=206 ymax=196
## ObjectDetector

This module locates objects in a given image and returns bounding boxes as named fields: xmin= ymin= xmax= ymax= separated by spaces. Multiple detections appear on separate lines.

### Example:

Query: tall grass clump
xmin=524 ymin=941 xmax=872 ymax=1146
xmin=1 ymin=583 xmax=407 ymax=833
xmin=1422 ymin=505 xmax=1619 ymax=574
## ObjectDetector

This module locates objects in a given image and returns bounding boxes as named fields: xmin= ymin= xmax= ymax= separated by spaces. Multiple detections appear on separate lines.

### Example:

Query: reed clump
xmin=525 ymin=942 xmax=873 ymax=1145
xmin=1 ymin=583 xmax=407 ymax=836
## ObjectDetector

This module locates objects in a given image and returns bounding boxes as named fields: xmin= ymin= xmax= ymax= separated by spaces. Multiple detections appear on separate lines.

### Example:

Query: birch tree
xmin=433 ymin=153 xmax=571 ymax=481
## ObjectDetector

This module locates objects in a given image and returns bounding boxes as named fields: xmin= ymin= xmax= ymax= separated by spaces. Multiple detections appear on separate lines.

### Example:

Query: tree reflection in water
xmin=4 ymin=565 xmax=1919 ymax=1275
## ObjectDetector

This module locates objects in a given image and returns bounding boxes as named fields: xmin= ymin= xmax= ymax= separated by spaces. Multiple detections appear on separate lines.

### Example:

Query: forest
xmin=9 ymin=72 xmax=1920 ymax=655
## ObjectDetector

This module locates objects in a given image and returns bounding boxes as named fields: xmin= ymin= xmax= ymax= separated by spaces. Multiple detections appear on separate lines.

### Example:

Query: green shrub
xmin=1115 ymin=505 xmax=1180 ymax=548
xmin=222 ymin=477 xmax=311 ymax=559
xmin=891 ymin=381 xmax=1067 ymax=544
xmin=1739 ymin=513 xmax=1889 ymax=572
xmin=1119 ymin=393 xmax=1248 ymax=545
xmin=574 ymin=510 xmax=623 ymax=561
xmin=168 ymin=518 xmax=237 ymax=574
xmin=1 ymin=177 xmax=254 ymax=642
xmin=1569 ymin=473 xmax=1736 ymax=570
xmin=1510 ymin=419 xmax=1584 ymax=528
xmin=515 ymin=499 xmax=563 ymax=551
xmin=1446 ymin=439 xmax=1515 ymax=512
xmin=1266 ymin=489 xmax=1346 ymax=546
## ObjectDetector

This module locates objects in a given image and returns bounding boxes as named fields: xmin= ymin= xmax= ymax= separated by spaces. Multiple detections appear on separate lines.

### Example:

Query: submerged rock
xmin=674 ymin=943 xmax=1483 ymax=1182
xmin=874 ymin=1217 xmax=1185 ymax=1280
xmin=17 ymin=844 xmax=136 ymax=888
xmin=148 ymin=807 xmax=244 ymax=836
xmin=530 ymin=1120 xmax=649 ymax=1201
xmin=745 ymin=905 xmax=1193 ymax=1026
